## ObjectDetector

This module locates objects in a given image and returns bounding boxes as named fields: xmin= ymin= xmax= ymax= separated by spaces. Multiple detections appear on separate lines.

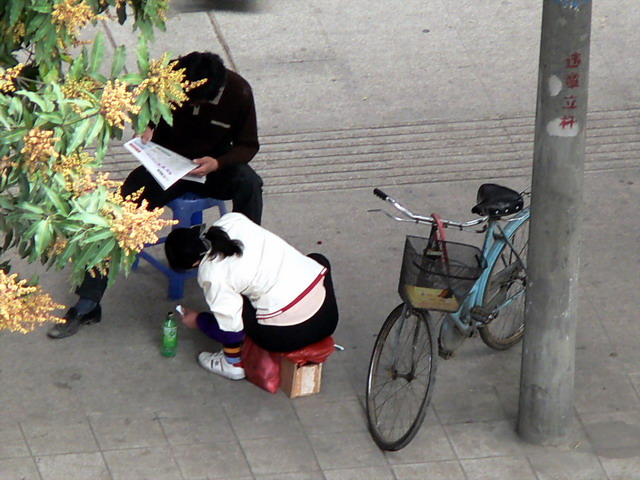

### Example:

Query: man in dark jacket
xmin=48 ymin=51 xmax=263 ymax=339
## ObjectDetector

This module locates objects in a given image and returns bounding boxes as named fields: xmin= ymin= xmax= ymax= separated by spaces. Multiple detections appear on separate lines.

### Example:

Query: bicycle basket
xmin=398 ymin=235 xmax=486 ymax=312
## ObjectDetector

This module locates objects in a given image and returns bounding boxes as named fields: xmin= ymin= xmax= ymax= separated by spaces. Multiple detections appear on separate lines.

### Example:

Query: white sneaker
xmin=198 ymin=351 xmax=246 ymax=380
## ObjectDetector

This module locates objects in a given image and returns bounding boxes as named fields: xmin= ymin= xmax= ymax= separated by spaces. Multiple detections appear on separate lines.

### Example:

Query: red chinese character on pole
xmin=562 ymin=96 xmax=578 ymax=109
xmin=565 ymin=52 xmax=582 ymax=69
xmin=559 ymin=115 xmax=577 ymax=129
xmin=565 ymin=73 xmax=580 ymax=89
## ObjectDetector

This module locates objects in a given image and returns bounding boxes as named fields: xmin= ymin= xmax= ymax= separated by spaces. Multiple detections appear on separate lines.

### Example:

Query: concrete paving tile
xmin=307 ymin=432 xmax=387 ymax=470
xmin=0 ymin=457 xmax=40 ymax=480
xmin=581 ymin=411 xmax=640 ymax=460
xmin=21 ymin=417 xmax=99 ymax=456
xmin=383 ymin=420 xmax=456 ymax=465
xmin=171 ymin=441 xmax=251 ymax=479
xmin=460 ymin=456 xmax=537 ymax=480
xmin=433 ymin=385 xmax=507 ymax=425
xmin=574 ymin=363 xmax=640 ymax=415
xmin=157 ymin=408 xmax=235 ymax=446
xmin=0 ymin=422 xmax=30 ymax=459
xmin=89 ymin=413 xmax=168 ymax=451
xmin=215 ymin=1 xmax=332 ymax=67
xmin=105 ymin=12 xmax=225 ymax=73
xmin=444 ymin=420 xmax=525 ymax=459
xmin=294 ymin=398 xmax=368 ymax=435
xmin=222 ymin=394 xmax=304 ymax=440
xmin=630 ymin=373 xmax=640 ymax=397
xmin=103 ymin=447 xmax=182 ymax=480
xmin=324 ymin=466 xmax=396 ymax=480
xmin=300 ymin=358 xmax=358 ymax=401
xmin=35 ymin=452 xmax=111 ymax=480
xmin=392 ymin=461 xmax=466 ymax=480
xmin=240 ymin=435 xmax=320 ymax=476
xmin=255 ymin=473 xmax=324 ymax=480
xmin=527 ymin=451 xmax=608 ymax=480
xmin=599 ymin=457 xmax=640 ymax=480
xmin=244 ymin=59 xmax=363 ymax=135
xmin=494 ymin=385 xmax=520 ymax=421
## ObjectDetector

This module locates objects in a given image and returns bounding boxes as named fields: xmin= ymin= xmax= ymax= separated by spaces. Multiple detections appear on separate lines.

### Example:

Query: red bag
xmin=282 ymin=336 xmax=335 ymax=366
xmin=241 ymin=336 xmax=281 ymax=393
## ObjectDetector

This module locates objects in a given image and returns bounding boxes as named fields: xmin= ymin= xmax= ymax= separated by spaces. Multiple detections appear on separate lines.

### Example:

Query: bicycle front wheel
xmin=479 ymin=220 xmax=529 ymax=350
xmin=365 ymin=303 xmax=437 ymax=451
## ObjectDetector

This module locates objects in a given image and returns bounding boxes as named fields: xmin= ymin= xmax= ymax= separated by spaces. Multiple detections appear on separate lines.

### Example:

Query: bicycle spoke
xmin=366 ymin=305 xmax=436 ymax=450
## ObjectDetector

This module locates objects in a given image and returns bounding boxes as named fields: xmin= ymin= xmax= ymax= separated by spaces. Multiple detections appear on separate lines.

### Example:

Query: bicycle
xmin=365 ymin=183 xmax=530 ymax=451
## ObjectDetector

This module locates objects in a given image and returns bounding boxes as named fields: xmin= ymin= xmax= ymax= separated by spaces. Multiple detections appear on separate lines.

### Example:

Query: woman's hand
xmin=179 ymin=306 xmax=199 ymax=329
xmin=140 ymin=126 xmax=154 ymax=144
xmin=190 ymin=156 xmax=219 ymax=176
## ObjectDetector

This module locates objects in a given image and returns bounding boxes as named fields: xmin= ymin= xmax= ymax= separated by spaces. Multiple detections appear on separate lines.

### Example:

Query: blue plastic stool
xmin=134 ymin=193 xmax=227 ymax=300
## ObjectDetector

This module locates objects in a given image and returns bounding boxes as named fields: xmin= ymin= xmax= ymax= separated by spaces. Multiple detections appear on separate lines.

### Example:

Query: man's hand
xmin=179 ymin=306 xmax=199 ymax=329
xmin=190 ymin=156 xmax=220 ymax=176
xmin=140 ymin=127 xmax=154 ymax=144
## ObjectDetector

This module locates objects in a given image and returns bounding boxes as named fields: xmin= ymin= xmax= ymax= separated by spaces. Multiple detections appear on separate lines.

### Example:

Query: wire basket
xmin=399 ymin=235 xmax=486 ymax=312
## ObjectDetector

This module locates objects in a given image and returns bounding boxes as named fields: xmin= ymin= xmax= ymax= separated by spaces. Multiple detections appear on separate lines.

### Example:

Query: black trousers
xmin=75 ymin=164 xmax=263 ymax=302
xmin=242 ymin=254 xmax=339 ymax=353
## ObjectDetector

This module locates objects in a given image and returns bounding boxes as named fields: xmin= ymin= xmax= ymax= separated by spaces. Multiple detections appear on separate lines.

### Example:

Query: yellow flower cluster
xmin=47 ymin=235 xmax=69 ymax=258
xmin=100 ymin=79 xmax=141 ymax=129
xmin=107 ymin=195 xmax=176 ymax=255
xmin=0 ymin=271 xmax=64 ymax=334
xmin=66 ymin=170 xmax=118 ymax=198
xmin=52 ymin=0 xmax=98 ymax=38
xmin=62 ymin=76 xmax=98 ymax=102
xmin=54 ymin=150 xmax=95 ymax=178
xmin=21 ymin=128 xmax=60 ymax=172
xmin=0 ymin=64 xmax=25 ymax=93
xmin=136 ymin=56 xmax=207 ymax=109
xmin=0 ymin=154 xmax=18 ymax=174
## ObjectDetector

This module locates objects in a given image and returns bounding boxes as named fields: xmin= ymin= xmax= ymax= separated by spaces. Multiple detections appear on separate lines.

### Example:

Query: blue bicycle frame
xmin=439 ymin=207 xmax=530 ymax=338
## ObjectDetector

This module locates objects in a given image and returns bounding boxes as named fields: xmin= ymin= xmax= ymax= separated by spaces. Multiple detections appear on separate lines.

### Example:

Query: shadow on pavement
xmin=170 ymin=0 xmax=264 ymax=14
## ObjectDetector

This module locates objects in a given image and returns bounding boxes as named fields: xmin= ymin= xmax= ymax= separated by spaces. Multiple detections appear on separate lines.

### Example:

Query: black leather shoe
xmin=47 ymin=305 xmax=102 ymax=339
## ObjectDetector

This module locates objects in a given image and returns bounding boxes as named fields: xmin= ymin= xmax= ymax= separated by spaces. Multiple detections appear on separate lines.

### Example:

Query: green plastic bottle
xmin=161 ymin=311 xmax=178 ymax=357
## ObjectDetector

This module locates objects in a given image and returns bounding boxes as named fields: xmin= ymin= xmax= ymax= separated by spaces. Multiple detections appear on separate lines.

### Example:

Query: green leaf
xmin=34 ymin=220 xmax=52 ymax=256
xmin=9 ymin=1 xmax=24 ymax=27
xmin=0 ymin=127 xmax=28 ymax=143
xmin=67 ymin=118 xmax=92 ymax=152
xmin=136 ymin=36 xmax=150 ymax=73
xmin=43 ymin=185 xmax=70 ymax=216
xmin=83 ymin=229 xmax=115 ymax=243
xmin=89 ymin=32 xmax=105 ymax=75
xmin=69 ymin=213 xmax=110 ymax=227
xmin=121 ymin=73 xmax=143 ymax=84
xmin=111 ymin=46 xmax=127 ymax=79
xmin=55 ymin=239 xmax=79 ymax=267
xmin=85 ymin=116 xmax=105 ymax=145
xmin=19 ymin=202 xmax=45 ymax=215
xmin=86 ymin=238 xmax=116 ymax=269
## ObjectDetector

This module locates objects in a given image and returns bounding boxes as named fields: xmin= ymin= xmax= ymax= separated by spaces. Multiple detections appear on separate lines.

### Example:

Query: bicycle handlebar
xmin=371 ymin=188 xmax=489 ymax=230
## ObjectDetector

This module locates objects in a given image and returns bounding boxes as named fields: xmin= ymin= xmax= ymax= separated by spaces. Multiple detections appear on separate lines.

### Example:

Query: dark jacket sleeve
xmin=216 ymin=80 xmax=260 ymax=169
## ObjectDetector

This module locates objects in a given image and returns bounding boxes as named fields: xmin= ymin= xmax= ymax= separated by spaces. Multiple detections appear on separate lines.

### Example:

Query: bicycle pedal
xmin=470 ymin=306 xmax=494 ymax=325
xmin=438 ymin=347 xmax=455 ymax=360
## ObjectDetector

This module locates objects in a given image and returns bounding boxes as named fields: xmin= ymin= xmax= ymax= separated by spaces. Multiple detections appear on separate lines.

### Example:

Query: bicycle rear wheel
xmin=366 ymin=303 xmax=437 ymax=451
xmin=479 ymin=220 xmax=529 ymax=350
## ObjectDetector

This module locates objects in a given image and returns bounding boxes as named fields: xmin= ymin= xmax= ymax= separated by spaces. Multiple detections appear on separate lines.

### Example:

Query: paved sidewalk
xmin=1 ymin=1 xmax=639 ymax=479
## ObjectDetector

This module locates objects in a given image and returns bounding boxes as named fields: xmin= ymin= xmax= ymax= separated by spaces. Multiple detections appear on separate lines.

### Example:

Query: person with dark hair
xmin=48 ymin=51 xmax=263 ymax=339
xmin=164 ymin=213 xmax=339 ymax=380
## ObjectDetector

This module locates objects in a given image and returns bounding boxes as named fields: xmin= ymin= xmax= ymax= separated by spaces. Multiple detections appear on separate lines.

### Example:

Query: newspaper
xmin=124 ymin=138 xmax=206 ymax=190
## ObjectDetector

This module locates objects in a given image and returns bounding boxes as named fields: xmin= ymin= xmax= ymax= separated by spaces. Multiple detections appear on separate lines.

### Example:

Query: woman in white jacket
xmin=164 ymin=213 xmax=339 ymax=380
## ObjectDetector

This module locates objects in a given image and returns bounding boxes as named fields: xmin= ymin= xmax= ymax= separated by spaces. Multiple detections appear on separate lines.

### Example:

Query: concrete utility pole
xmin=518 ymin=0 xmax=592 ymax=445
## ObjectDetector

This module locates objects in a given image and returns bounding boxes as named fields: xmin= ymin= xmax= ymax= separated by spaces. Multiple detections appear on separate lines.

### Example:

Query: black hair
xmin=174 ymin=51 xmax=227 ymax=102
xmin=165 ymin=225 xmax=243 ymax=271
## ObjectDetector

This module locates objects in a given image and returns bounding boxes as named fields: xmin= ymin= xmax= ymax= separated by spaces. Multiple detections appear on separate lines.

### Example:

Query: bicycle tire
xmin=479 ymin=219 xmax=529 ymax=350
xmin=365 ymin=303 xmax=437 ymax=450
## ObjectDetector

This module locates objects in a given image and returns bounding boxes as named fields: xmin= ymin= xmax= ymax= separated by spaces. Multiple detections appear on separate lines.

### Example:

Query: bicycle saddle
xmin=471 ymin=183 xmax=524 ymax=218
